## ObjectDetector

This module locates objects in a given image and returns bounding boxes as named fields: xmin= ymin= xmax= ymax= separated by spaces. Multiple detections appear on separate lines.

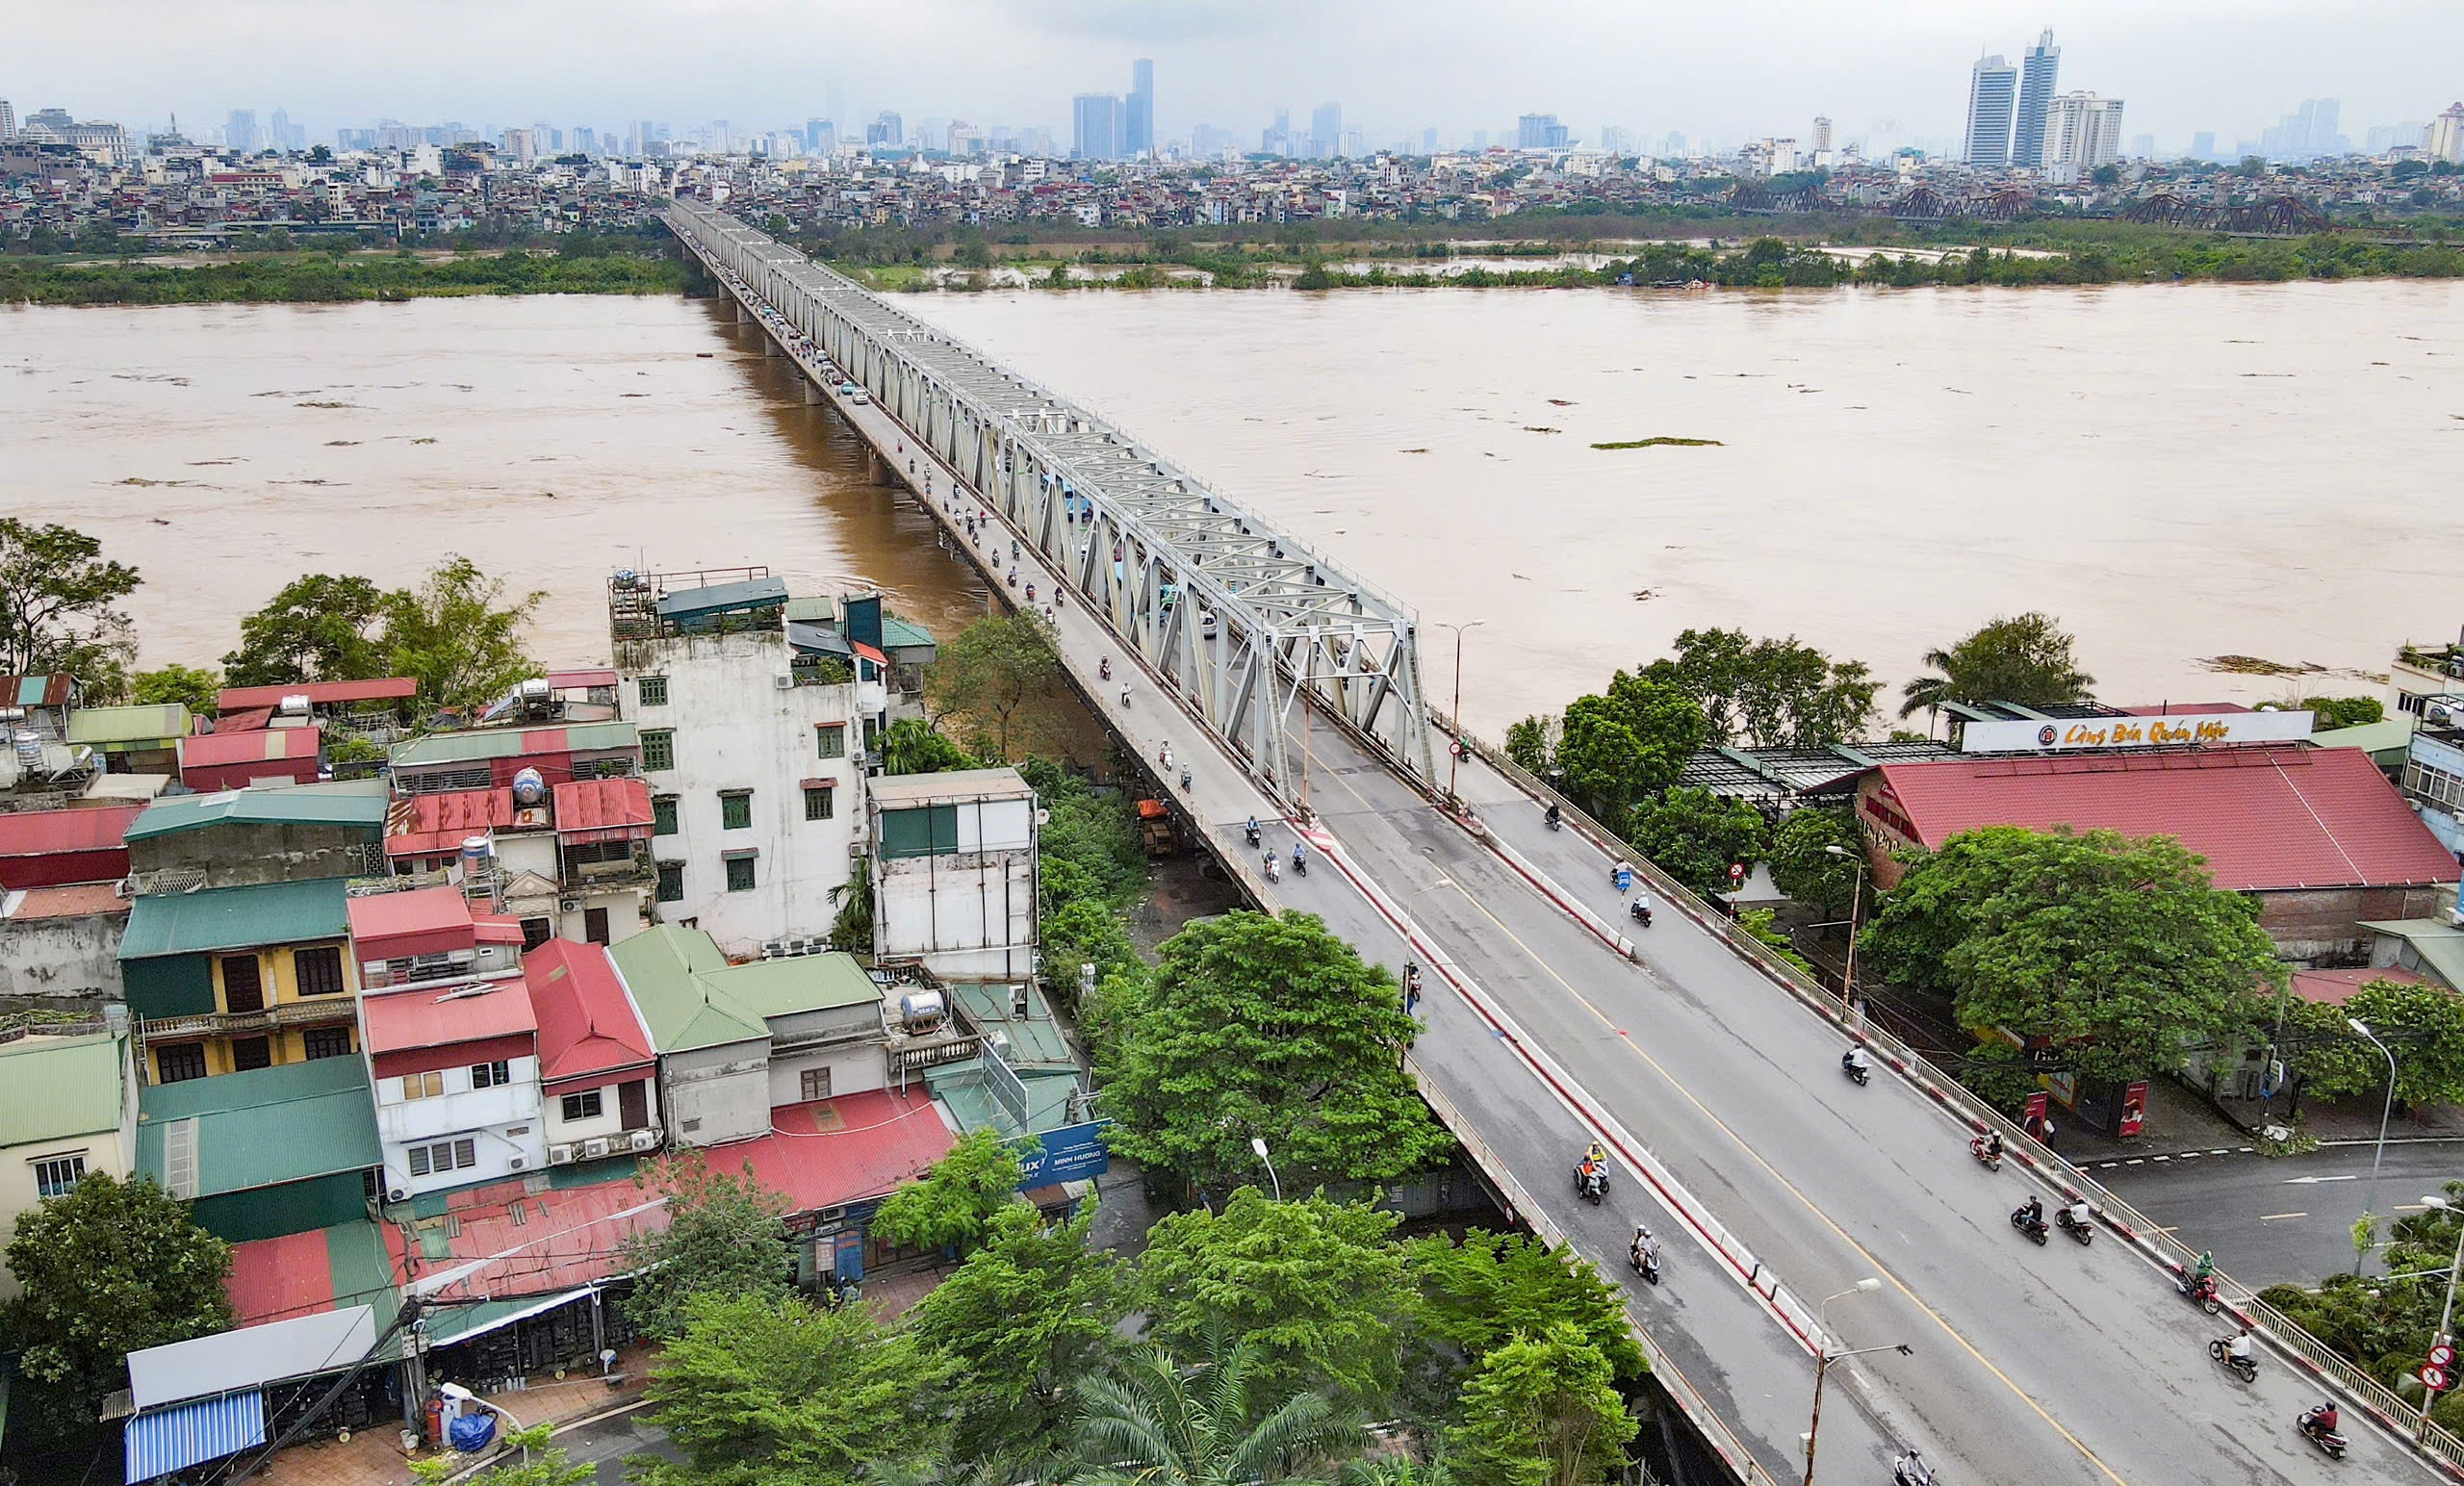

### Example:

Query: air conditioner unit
xmin=558 ymin=897 xmax=583 ymax=913
xmin=629 ymin=1129 xmax=661 ymax=1153
xmin=849 ymin=841 xmax=867 ymax=859
xmin=774 ymin=673 xmax=796 ymax=690
xmin=506 ymin=1155 xmax=526 ymax=1171
xmin=387 ymin=1186 xmax=408 ymax=1203
xmin=548 ymin=1142 xmax=577 ymax=1166
xmin=579 ymin=1137 xmax=612 ymax=1161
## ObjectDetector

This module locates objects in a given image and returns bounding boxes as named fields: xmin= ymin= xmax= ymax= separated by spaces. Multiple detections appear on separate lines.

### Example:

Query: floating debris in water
xmin=1591 ymin=437 xmax=1722 ymax=450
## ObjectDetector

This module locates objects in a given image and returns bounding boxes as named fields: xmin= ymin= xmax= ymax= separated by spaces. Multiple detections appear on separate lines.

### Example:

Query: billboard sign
xmin=1961 ymin=710 xmax=2313 ymax=756
xmin=1016 ymin=1120 xmax=1111 ymax=1188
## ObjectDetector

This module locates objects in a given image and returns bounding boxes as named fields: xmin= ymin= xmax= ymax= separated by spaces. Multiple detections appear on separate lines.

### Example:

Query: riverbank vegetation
xmin=0 ymin=233 xmax=691 ymax=305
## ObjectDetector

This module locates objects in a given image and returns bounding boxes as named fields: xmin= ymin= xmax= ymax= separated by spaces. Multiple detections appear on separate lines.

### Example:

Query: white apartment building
xmin=361 ymin=975 xmax=546 ymax=1202
xmin=2431 ymin=104 xmax=2464 ymax=167
xmin=867 ymin=768 xmax=1040 ymax=982
xmin=2040 ymin=91 xmax=2126 ymax=177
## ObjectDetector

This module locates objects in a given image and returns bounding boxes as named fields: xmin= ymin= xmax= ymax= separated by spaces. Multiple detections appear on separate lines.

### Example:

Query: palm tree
xmin=1073 ymin=1339 xmax=1363 ymax=1486
xmin=1339 ymin=1454 xmax=1455 ymax=1486
xmin=1898 ymin=611 xmax=2095 ymax=721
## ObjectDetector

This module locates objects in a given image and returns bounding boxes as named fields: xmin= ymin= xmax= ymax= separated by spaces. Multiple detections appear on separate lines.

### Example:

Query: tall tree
xmin=1898 ymin=611 xmax=2094 ymax=720
xmin=382 ymin=553 xmax=545 ymax=713
xmin=1108 ymin=911 xmax=1450 ymax=1189
xmin=1862 ymin=826 xmax=2279 ymax=1082
xmin=1764 ymin=807 xmax=1865 ymax=918
xmin=1073 ymin=1339 xmax=1363 ymax=1486
xmin=614 ymin=1156 xmax=791 ymax=1339
xmin=1447 ymin=1324 xmax=1637 ymax=1486
xmin=1138 ymin=1190 xmax=1416 ymax=1407
xmin=1626 ymin=787 xmax=1767 ymax=898
xmin=880 ymin=716 xmax=975 ymax=775
xmin=926 ymin=612 xmax=1065 ymax=760
xmin=1403 ymin=1232 xmax=1646 ymax=1382
xmin=220 ymin=573 xmax=391 ymax=688
xmin=130 ymin=662 xmax=223 ymax=718
xmin=0 ymin=519 xmax=141 ymax=690
xmin=0 ymin=1173 xmax=232 ymax=1440
xmin=907 ymin=1202 xmax=1129 ymax=1458
xmin=1552 ymin=671 xmax=1708 ymax=822
xmin=630 ymin=1294 xmax=950 ymax=1486
xmin=1644 ymin=628 xmax=1880 ymax=750
xmin=871 ymin=1128 xmax=1026 ymax=1257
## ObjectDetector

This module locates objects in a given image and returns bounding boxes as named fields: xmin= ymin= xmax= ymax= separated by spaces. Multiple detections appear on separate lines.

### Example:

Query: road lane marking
xmin=1371 ymin=822 xmax=2132 ymax=1484
xmin=2260 ymin=1212 xmax=2311 ymax=1222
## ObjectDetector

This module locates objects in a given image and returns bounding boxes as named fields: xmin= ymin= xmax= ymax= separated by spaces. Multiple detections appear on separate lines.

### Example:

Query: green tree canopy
xmin=1764 ymin=807 xmax=1864 ymax=918
xmin=1108 ymin=910 xmax=1450 ymax=1188
xmin=1139 ymin=1189 xmax=1417 ymax=1407
xmin=1898 ymin=611 xmax=2095 ymax=720
xmin=926 ymin=612 xmax=1065 ymax=760
xmin=2297 ymin=695 xmax=2386 ymax=730
xmin=0 ymin=519 xmax=141 ymax=694
xmin=907 ymin=1201 xmax=1129 ymax=1458
xmin=1404 ymin=1231 xmax=1646 ymax=1382
xmin=1862 ymin=826 xmax=2279 ymax=1082
xmin=0 ymin=1173 xmax=233 ymax=1439
xmin=1626 ymin=786 xmax=1767 ymax=898
xmin=131 ymin=662 xmax=223 ymax=717
xmin=220 ymin=572 xmax=391 ymax=688
xmin=614 ymin=1156 xmax=791 ymax=1339
xmin=1073 ymin=1339 xmax=1363 ymax=1486
xmin=2336 ymin=980 xmax=2464 ymax=1108
xmin=1642 ymin=627 xmax=1880 ymax=750
xmin=871 ymin=1127 xmax=1026 ymax=1257
xmin=382 ymin=553 xmax=544 ymax=713
xmin=880 ymin=716 xmax=976 ymax=775
xmin=631 ymin=1293 xmax=950 ymax=1486
xmin=1551 ymin=671 xmax=1709 ymax=821
xmin=1447 ymin=1324 xmax=1637 ymax=1486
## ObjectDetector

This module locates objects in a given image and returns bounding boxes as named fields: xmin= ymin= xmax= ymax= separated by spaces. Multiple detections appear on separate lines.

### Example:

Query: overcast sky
xmin=14 ymin=0 xmax=2461 ymax=149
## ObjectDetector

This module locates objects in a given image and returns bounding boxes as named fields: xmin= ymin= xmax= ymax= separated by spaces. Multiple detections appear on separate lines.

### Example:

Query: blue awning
xmin=124 ymin=1391 xmax=266 ymax=1483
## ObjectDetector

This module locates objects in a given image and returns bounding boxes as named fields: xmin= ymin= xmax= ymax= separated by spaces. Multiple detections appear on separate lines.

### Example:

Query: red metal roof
xmin=385 ymin=789 xmax=515 ymax=858
xmin=5 ymin=882 xmax=132 ymax=919
xmin=360 ymin=977 xmax=538 ymax=1055
xmin=346 ymin=885 xmax=479 ymax=961
xmin=1870 ymin=745 xmax=2461 ymax=892
xmin=218 ymin=706 xmax=276 ymax=733
xmin=733 ymin=1089 xmax=956 ymax=1210
xmin=544 ymin=668 xmax=619 ymax=689
xmin=2118 ymin=703 xmax=2255 ymax=717
xmin=216 ymin=678 xmax=417 ymax=711
xmin=524 ymin=940 xmax=656 ymax=1089
xmin=552 ymin=777 xmax=654 ymax=843
xmin=178 ymin=726 xmax=321 ymax=769
xmin=2289 ymin=964 xmax=2429 ymax=1008
xmin=0 ymin=805 xmax=142 ymax=858
xmin=225 ymin=1229 xmax=339 ymax=1327
xmin=0 ymin=674 xmax=77 ymax=707
xmin=473 ymin=912 xmax=527 ymax=945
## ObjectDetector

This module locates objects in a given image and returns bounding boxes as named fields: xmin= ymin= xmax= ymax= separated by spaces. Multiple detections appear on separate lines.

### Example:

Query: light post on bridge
xmin=1432 ymin=620 xmax=1487 ymax=804
xmin=2349 ymin=1016 xmax=2399 ymax=1273
xmin=1805 ymin=1279 xmax=1904 ymax=1486
xmin=1823 ymin=843 xmax=1870 ymax=1026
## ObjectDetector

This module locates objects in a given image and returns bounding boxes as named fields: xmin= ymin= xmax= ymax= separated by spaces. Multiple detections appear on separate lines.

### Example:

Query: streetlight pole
xmin=1822 ymin=844 xmax=1868 ymax=1017
xmin=2351 ymin=1017 xmax=2399 ymax=1272
xmin=1805 ymin=1278 xmax=1886 ymax=1486
xmin=1249 ymin=1136 xmax=1282 ymax=1201
xmin=1434 ymin=620 xmax=1487 ymax=803
xmin=2416 ymin=1193 xmax=2464 ymax=1432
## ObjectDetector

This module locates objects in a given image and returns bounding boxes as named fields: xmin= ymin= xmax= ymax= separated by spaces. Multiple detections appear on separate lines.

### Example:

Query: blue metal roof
xmin=125 ymin=1391 xmax=265 ymax=1483
xmin=654 ymin=576 xmax=786 ymax=621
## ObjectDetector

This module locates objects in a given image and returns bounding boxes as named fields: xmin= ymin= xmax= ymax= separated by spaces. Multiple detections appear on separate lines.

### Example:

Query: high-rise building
xmin=1964 ymin=54 xmax=2018 ymax=167
xmin=1421 ymin=126 xmax=1439 ymax=155
xmin=1072 ymin=94 xmax=1122 ymax=161
xmin=1811 ymin=116 xmax=1834 ymax=153
xmin=2012 ymin=28 xmax=2060 ymax=167
xmin=2128 ymin=133 xmax=2154 ymax=159
xmin=226 ymin=108 xmax=259 ymax=153
xmin=1125 ymin=58 xmax=1155 ymax=157
xmin=1517 ymin=113 xmax=1570 ymax=150
xmin=0 ymin=100 xmax=15 ymax=141
xmin=1310 ymin=102 xmax=1343 ymax=158
xmin=2190 ymin=130 xmax=2217 ymax=161
xmin=2040 ymin=91 xmax=2124 ymax=173
xmin=1264 ymin=107 xmax=1293 ymax=156
xmin=2431 ymin=103 xmax=2464 ymax=166
xmin=866 ymin=111 xmax=903 ymax=149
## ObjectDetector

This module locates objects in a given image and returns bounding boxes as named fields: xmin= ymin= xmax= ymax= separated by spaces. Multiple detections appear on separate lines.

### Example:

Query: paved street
xmin=2104 ymin=1141 xmax=2464 ymax=1287
xmin=530 ymin=1405 xmax=676 ymax=1485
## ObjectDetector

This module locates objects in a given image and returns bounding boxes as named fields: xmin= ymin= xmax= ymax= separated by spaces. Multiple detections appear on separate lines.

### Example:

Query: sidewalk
xmin=254 ymin=1344 xmax=657 ymax=1486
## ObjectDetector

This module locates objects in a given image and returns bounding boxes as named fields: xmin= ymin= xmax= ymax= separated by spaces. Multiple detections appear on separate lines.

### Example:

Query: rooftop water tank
xmin=277 ymin=694 xmax=312 ymax=718
xmin=898 ymin=989 xmax=947 ymax=1033
xmin=511 ymin=767 xmax=547 ymax=807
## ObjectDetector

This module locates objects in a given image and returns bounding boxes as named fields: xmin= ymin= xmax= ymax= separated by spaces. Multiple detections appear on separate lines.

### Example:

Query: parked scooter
xmin=2210 ymin=1337 xmax=2258 ymax=1383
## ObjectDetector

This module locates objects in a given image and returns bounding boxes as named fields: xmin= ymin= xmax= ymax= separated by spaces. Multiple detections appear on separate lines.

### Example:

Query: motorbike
xmin=1099 ymin=658 xmax=1111 ymax=681
xmin=1891 ymin=1452 xmax=1937 ymax=1486
xmin=1180 ymin=765 xmax=1193 ymax=790
xmin=1969 ymin=1135 xmax=2003 ymax=1172
xmin=1292 ymin=847 xmax=1308 ymax=877
xmin=1575 ymin=1163 xmax=1609 ymax=1204
xmin=1629 ymin=900 xmax=1654 ymax=929
xmin=1245 ymin=820 xmax=1262 ymax=848
xmin=1841 ymin=1053 xmax=1871 ymax=1088
xmin=1264 ymin=853 xmax=1280 ymax=884
xmin=2177 ymin=1271 xmax=2223 ymax=1314
xmin=2210 ymin=1338 xmax=2258 ymax=1383
xmin=2011 ymin=1205 xmax=2049 ymax=1245
xmin=1546 ymin=807 xmax=1563 ymax=832
xmin=1630 ymin=1245 xmax=1661 ymax=1286
xmin=2055 ymin=1207 xmax=2094 ymax=1245
xmin=2297 ymin=1407 xmax=2348 ymax=1459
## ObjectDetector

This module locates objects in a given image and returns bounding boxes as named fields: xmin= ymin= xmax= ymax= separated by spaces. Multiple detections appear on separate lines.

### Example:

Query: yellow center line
xmin=1319 ymin=746 xmax=2130 ymax=1483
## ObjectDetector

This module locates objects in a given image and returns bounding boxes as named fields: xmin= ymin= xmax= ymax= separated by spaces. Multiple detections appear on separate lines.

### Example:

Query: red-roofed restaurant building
xmin=1857 ymin=744 xmax=2460 ymax=959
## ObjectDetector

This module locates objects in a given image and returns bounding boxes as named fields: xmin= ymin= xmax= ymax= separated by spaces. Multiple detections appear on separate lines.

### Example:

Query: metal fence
xmin=1433 ymin=712 xmax=2464 ymax=1479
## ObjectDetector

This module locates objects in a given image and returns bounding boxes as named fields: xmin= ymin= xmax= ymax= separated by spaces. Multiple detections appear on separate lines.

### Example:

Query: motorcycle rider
xmin=1263 ymin=850 xmax=1280 ymax=883
xmin=1245 ymin=815 xmax=1262 ymax=847
xmin=1974 ymin=1129 xmax=2005 ymax=1163
xmin=1842 ymin=1044 xmax=1872 ymax=1078
xmin=1631 ymin=1224 xmax=1660 ymax=1268
xmin=1292 ymin=841 xmax=1307 ymax=874
xmin=1546 ymin=802 xmax=1562 ymax=829
xmin=2225 ymin=1328 xmax=2255 ymax=1366
xmin=1100 ymin=657 xmax=1112 ymax=681
xmin=1630 ymin=891 xmax=1652 ymax=925
xmin=2015 ymin=1193 xmax=2045 ymax=1232
xmin=1585 ymin=1140 xmax=1608 ymax=1168
xmin=2302 ymin=1399 xmax=2341 ymax=1441
xmin=2064 ymin=1196 xmax=2092 ymax=1230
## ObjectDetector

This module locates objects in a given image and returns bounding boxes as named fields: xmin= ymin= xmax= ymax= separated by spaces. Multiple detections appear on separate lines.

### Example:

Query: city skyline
xmin=11 ymin=0 xmax=2461 ymax=159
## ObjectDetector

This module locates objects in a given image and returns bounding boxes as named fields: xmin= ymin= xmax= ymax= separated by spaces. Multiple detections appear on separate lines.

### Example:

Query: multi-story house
xmin=866 ymin=768 xmax=1040 ymax=982
xmin=119 ymin=878 xmax=363 ymax=1085
xmin=523 ymin=939 xmax=662 ymax=1166
xmin=359 ymin=964 xmax=544 ymax=1202
xmin=0 ymin=1024 xmax=137 ymax=1299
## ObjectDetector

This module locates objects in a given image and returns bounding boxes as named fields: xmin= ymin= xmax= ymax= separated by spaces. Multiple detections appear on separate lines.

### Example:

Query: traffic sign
xmin=2430 ymin=1342 xmax=2455 ymax=1370
xmin=2422 ymin=1363 xmax=2451 ymax=1394
xmin=1729 ymin=862 xmax=1746 ymax=886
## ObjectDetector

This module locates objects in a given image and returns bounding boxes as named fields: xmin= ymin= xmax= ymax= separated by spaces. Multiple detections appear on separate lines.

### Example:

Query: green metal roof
xmin=607 ymin=926 xmax=767 ymax=1052
xmin=0 ymin=1033 xmax=126 ymax=1148
xmin=124 ymin=790 xmax=389 ymax=842
xmin=880 ymin=616 xmax=936 ymax=651
xmin=656 ymin=577 xmax=786 ymax=622
xmin=65 ymin=704 xmax=191 ymax=748
xmin=927 ymin=1063 xmax=1084 ymax=1140
xmin=703 ymin=954 xmax=882 ymax=1020
xmin=389 ymin=721 xmax=639 ymax=768
xmin=119 ymin=878 xmax=351 ymax=961
xmin=948 ymin=982 xmax=1074 ymax=1069
xmin=2314 ymin=717 xmax=2418 ymax=759
xmin=781 ymin=597 xmax=835 ymax=623
xmin=2357 ymin=919 xmax=2464 ymax=992
xmin=136 ymin=1056 xmax=381 ymax=1197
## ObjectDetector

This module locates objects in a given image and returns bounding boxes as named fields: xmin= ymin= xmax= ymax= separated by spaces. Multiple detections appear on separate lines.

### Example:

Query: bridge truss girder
xmin=665 ymin=200 xmax=1437 ymax=801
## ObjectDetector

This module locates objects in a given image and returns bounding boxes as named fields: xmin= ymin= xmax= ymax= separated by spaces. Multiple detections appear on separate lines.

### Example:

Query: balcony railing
xmin=138 ymin=996 xmax=358 ymax=1041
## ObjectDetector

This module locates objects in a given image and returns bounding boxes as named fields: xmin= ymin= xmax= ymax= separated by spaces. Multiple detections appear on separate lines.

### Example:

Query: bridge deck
xmin=678 ymin=216 xmax=2445 ymax=1486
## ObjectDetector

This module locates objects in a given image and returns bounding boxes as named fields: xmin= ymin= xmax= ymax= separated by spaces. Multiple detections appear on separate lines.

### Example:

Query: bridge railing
xmin=1434 ymin=710 xmax=2464 ymax=1480
xmin=1408 ymin=1059 xmax=1789 ymax=1486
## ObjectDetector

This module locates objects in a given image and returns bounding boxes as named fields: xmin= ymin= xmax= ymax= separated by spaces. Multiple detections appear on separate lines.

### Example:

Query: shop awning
xmin=421 ymin=1287 xmax=598 ymax=1350
xmin=126 ymin=1304 xmax=378 ymax=1411
xmin=124 ymin=1391 xmax=266 ymax=1484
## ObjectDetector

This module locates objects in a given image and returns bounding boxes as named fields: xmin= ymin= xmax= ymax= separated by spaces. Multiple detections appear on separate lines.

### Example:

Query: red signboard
xmin=2118 ymin=1081 xmax=2149 ymax=1140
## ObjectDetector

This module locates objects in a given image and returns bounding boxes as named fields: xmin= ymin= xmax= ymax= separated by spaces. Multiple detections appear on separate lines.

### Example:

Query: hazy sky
xmin=14 ymin=0 xmax=2461 ymax=148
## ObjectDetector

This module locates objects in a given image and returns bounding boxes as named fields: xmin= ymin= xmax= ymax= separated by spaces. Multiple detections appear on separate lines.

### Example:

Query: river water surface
xmin=7 ymin=283 xmax=2459 ymax=732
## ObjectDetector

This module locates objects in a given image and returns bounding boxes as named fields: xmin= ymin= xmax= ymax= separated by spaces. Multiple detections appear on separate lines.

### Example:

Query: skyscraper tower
xmin=1311 ymin=102 xmax=1343 ymax=159
xmin=1964 ymin=54 xmax=2018 ymax=167
xmin=1125 ymin=58 xmax=1155 ymax=156
xmin=2012 ymin=29 xmax=2061 ymax=167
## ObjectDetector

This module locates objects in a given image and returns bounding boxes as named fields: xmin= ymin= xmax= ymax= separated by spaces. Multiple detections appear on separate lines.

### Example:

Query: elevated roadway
xmin=667 ymin=203 xmax=2450 ymax=1486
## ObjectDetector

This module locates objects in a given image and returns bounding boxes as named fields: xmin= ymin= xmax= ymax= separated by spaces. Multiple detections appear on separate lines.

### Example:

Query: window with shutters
xmin=641 ymin=729 xmax=676 ymax=772
xmin=401 ymin=1070 xmax=445 ymax=1101
xmin=656 ymin=862 xmax=683 ymax=903
xmin=294 ymin=945 xmax=346 ymax=997
xmin=561 ymin=1090 xmax=603 ymax=1122
xmin=156 ymin=1043 xmax=207 ymax=1084
xmin=220 ymin=954 xmax=265 ymax=1012
xmin=720 ymin=790 xmax=753 ymax=830
xmin=302 ymin=1027 xmax=353 ymax=1061
xmin=471 ymin=1061 xmax=511 ymax=1089
xmin=804 ymin=785 xmax=834 ymax=821
xmin=637 ymin=676 xmax=669 ymax=707
xmin=800 ymin=1066 xmax=832 ymax=1102
xmin=653 ymin=795 xmax=679 ymax=835
xmin=725 ymin=856 xmax=757 ymax=892
xmin=815 ymin=723 xmax=846 ymax=759
xmin=522 ymin=917 xmax=553 ymax=951
xmin=229 ymin=1036 xmax=272 ymax=1071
